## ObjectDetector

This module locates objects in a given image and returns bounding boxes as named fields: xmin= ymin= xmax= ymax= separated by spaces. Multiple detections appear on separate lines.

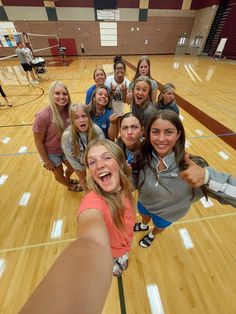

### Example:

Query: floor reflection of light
xmin=1 ymin=137 xmax=11 ymax=144
xmin=0 ymin=175 xmax=9 ymax=185
xmin=187 ymin=64 xmax=203 ymax=82
xmin=51 ymin=219 xmax=63 ymax=239
xmin=184 ymin=64 xmax=196 ymax=82
xmin=205 ymin=66 xmax=216 ymax=82
xmin=218 ymin=151 xmax=229 ymax=160
xmin=0 ymin=258 xmax=7 ymax=278
xmin=185 ymin=139 xmax=191 ymax=148
xmin=146 ymin=284 xmax=164 ymax=314
xmin=172 ymin=62 xmax=179 ymax=69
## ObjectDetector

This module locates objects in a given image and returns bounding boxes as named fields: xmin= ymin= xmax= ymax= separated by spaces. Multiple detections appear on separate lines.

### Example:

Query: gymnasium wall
xmin=186 ymin=5 xmax=218 ymax=54
xmin=0 ymin=0 xmax=221 ymax=57
xmin=218 ymin=1 xmax=236 ymax=60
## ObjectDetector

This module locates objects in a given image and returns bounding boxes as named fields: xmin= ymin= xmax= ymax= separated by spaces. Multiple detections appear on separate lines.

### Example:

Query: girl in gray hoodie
xmin=134 ymin=110 xmax=236 ymax=248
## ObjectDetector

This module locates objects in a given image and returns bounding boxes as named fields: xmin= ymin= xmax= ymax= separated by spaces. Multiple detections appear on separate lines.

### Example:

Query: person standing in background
xmin=80 ymin=43 xmax=85 ymax=57
xmin=0 ymin=84 xmax=13 ymax=107
xmin=15 ymin=41 xmax=39 ymax=85
xmin=58 ymin=44 xmax=67 ymax=66
xmin=22 ymin=43 xmax=40 ymax=80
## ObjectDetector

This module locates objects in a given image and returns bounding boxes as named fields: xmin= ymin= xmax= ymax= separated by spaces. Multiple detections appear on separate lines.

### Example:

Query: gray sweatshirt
xmin=62 ymin=124 xmax=104 ymax=171
xmin=138 ymin=151 xmax=236 ymax=222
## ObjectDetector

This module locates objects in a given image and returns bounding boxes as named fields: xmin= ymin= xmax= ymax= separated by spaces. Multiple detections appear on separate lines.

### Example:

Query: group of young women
xmin=32 ymin=56 xmax=236 ymax=281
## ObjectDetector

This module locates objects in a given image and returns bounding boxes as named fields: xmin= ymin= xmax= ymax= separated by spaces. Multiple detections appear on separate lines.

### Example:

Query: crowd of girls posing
xmin=33 ymin=56 xmax=236 ymax=279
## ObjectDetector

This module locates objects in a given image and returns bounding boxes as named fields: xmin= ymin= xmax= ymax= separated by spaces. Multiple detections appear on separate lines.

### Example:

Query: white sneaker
xmin=31 ymin=80 xmax=39 ymax=84
xmin=117 ymin=253 xmax=129 ymax=270
xmin=113 ymin=262 xmax=122 ymax=277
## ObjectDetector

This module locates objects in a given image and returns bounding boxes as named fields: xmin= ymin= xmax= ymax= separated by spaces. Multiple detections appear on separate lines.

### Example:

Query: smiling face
xmin=87 ymin=144 xmax=120 ymax=193
xmin=139 ymin=61 xmax=149 ymax=76
xmin=120 ymin=116 xmax=142 ymax=150
xmin=150 ymin=118 xmax=180 ymax=158
xmin=163 ymin=88 xmax=175 ymax=104
xmin=53 ymin=84 xmax=69 ymax=109
xmin=133 ymin=81 xmax=150 ymax=106
xmin=114 ymin=62 xmax=125 ymax=79
xmin=94 ymin=69 xmax=106 ymax=86
xmin=73 ymin=108 xmax=89 ymax=132
xmin=95 ymin=87 xmax=109 ymax=110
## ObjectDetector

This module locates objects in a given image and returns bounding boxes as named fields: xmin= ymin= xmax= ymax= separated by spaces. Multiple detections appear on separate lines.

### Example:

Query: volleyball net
xmin=0 ymin=32 xmax=60 ymax=61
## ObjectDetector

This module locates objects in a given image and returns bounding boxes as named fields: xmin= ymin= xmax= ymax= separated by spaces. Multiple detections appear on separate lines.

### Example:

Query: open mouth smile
xmin=98 ymin=172 xmax=111 ymax=183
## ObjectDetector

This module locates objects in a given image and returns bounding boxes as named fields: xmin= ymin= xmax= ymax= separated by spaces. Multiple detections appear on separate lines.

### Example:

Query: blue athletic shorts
xmin=48 ymin=152 xmax=67 ymax=167
xmin=137 ymin=201 xmax=172 ymax=229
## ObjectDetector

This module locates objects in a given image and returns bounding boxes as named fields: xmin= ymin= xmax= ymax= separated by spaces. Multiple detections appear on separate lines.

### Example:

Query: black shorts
xmin=81 ymin=48 xmax=85 ymax=53
xmin=21 ymin=63 xmax=33 ymax=72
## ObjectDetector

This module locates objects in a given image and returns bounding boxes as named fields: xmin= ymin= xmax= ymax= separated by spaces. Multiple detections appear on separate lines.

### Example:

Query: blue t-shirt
xmin=85 ymin=84 xmax=96 ymax=105
xmin=92 ymin=108 xmax=113 ymax=138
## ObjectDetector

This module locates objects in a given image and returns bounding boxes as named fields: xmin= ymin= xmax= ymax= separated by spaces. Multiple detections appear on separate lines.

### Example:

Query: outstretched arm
xmin=20 ymin=210 xmax=113 ymax=314
xmin=180 ymin=154 xmax=236 ymax=207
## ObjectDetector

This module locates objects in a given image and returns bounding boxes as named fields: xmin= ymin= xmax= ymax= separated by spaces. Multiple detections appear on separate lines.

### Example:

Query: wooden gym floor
xmin=0 ymin=55 xmax=235 ymax=314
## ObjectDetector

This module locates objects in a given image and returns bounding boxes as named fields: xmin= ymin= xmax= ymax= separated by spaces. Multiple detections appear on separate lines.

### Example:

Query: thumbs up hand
xmin=180 ymin=154 xmax=206 ymax=187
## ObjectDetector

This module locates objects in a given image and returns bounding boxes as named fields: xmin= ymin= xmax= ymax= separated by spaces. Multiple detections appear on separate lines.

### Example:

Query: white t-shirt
xmin=105 ymin=75 xmax=130 ymax=114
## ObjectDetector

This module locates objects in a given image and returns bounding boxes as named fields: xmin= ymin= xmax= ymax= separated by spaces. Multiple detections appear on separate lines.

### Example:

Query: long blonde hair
xmin=49 ymin=81 xmax=71 ymax=138
xmin=84 ymin=139 xmax=135 ymax=230
xmin=65 ymin=103 xmax=98 ymax=157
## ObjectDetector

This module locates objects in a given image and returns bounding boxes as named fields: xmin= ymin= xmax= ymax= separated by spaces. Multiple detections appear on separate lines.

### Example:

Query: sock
xmin=140 ymin=223 xmax=147 ymax=229
xmin=148 ymin=231 xmax=155 ymax=239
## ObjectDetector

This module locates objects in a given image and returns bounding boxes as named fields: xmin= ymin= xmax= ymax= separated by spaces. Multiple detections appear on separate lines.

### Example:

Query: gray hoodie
xmin=138 ymin=151 xmax=236 ymax=222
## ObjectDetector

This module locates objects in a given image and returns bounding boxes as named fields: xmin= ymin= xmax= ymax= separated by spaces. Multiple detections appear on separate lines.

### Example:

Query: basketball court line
xmin=118 ymin=276 xmax=127 ymax=314
xmin=0 ymin=86 xmax=44 ymax=110
xmin=0 ymin=152 xmax=36 ymax=157
xmin=0 ymin=123 xmax=32 ymax=128
xmin=0 ymin=211 xmax=235 ymax=254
